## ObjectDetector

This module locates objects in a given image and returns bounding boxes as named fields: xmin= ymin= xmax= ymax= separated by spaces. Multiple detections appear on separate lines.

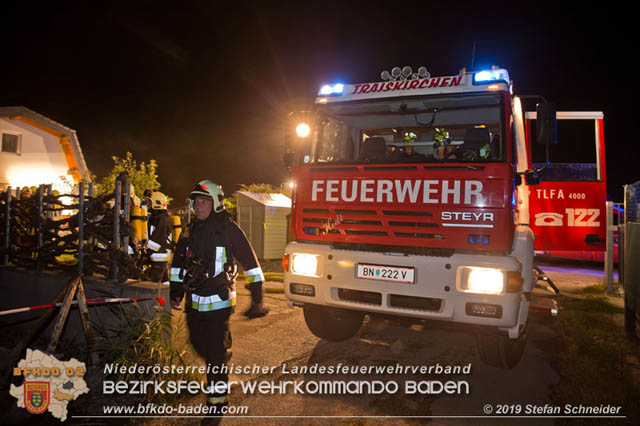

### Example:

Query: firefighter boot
xmin=243 ymin=302 xmax=269 ymax=318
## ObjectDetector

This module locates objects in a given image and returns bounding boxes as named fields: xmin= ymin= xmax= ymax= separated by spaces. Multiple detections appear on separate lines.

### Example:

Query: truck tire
xmin=476 ymin=331 xmax=527 ymax=369
xmin=303 ymin=305 xmax=364 ymax=341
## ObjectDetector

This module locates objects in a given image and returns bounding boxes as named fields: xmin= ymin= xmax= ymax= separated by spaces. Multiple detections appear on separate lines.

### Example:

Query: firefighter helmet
xmin=432 ymin=127 xmax=451 ymax=149
xmin=150 ymin=191 xmax=168 ymax=210
xmin=190 ymin=180 xmax=225 ymax=213
xmin=403 ymin=131 xmax=417 ymax=144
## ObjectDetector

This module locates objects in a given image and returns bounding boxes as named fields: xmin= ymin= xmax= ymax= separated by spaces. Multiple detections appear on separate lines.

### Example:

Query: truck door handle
xmin=585 ymin=234 xmax=604 ymax=245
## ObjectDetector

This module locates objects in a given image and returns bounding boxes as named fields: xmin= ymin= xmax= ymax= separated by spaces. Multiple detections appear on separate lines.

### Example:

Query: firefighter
xmin=433 ymin=127 xmax=453 ymax=160
xmin=140 ymin=189 xmax=153 ymax=236
xmin=146 ymin=191 xmax=172 ymax=285
xmin=141 ymin=189 xmax=153 ymax=210
xmin=169 ymin=179 xmax=267 ymax=423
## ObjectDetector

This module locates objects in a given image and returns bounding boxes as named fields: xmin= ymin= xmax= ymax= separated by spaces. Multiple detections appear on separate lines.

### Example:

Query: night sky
xmin=2 ymin=1 xmax=634 ymax=202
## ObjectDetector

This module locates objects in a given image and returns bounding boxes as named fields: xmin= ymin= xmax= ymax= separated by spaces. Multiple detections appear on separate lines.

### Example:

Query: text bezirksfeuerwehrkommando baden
xmin=103 ymin=362 xmax=472 ymax=396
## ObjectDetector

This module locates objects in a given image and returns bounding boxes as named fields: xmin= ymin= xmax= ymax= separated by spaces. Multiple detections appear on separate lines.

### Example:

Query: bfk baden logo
xmin=24 ymin=381 xmax=50 ymax=414
xmin=10 ymin=349 xmax=89 ymax=422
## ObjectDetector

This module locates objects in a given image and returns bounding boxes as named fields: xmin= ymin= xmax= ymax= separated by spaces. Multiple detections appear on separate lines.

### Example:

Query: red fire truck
xmin=282 ymin=66 xmax=560 ymax=368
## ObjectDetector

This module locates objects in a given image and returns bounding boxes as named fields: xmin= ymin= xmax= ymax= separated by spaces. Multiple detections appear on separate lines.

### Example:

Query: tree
xmin=97 ymin=152 xmax=162 ymax=198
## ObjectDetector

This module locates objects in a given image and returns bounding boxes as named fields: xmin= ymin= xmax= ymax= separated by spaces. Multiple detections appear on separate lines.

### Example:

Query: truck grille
xmin=332 ymin=242 xmax=455 ymax=257
xmin=389 ymin=294 xmax=442 ymax=311
xmin=337 ymin=288 xmax=382 ymax=305
xmin=388 ymin=221 xmax=437 ymax=227
xmin=301 ymin=208 xmax=445 ymax=240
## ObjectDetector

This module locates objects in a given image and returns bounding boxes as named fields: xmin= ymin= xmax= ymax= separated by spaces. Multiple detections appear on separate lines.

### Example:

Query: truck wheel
xmin=476 ymin=331 xmax=527 ymax=369
xmin=624 ymin=295 xmax=637 ymax=335
xmin=303 ymin=305 xmax=364 ymax=341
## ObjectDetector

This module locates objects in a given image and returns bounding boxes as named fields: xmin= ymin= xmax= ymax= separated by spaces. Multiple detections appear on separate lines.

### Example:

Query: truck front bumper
xmin=284 ymin=242 xmax=524 ymax=330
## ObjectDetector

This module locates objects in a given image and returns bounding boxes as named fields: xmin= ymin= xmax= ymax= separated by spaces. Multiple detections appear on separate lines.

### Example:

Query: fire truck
xmin=281 ymin=66 xmax=563 ymax=369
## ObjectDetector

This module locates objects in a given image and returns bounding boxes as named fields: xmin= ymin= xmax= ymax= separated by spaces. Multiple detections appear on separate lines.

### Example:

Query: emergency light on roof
xmin=318 ymin=83 xmax=344 ymax=96
xmin=381 ymin=65 xmax=430 ymax=81
xmin=473 ymin=68 xmax=510 ymax=85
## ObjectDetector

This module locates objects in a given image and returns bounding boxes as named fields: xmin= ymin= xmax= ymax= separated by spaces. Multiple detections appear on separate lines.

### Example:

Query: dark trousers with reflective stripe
xmin=148 ymin=261 xmax=169 ymax=283
xmin=186 ymin=305 xmax=232 ymax=404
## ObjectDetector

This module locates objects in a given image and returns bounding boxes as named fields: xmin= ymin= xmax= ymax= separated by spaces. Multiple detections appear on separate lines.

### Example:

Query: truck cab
xmin=282 ymin=67 xmax=554 ymax=368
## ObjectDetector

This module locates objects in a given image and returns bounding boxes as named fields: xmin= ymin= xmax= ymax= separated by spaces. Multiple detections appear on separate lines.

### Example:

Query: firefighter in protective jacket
xmin=146 ymin=191 xmax=172 ymax=284
xmin=169 ymin=180 xmax=268 ymax=418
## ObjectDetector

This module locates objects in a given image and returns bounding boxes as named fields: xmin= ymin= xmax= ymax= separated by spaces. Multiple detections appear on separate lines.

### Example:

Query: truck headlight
xmin=458 ymin=266 xmax=504 ymax=294
xmin=291 ymin=253 xmax=320 ymax=277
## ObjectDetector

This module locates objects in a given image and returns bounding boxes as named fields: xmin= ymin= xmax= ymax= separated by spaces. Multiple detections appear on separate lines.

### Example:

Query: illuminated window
xmin=1 ymin=132 xmax=21 ymax=154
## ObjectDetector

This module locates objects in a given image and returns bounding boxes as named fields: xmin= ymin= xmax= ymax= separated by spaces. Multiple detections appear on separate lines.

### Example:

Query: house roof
xmin=0 ymin=106 xmax=90 ymax=181
xmin=237 ymin=191 xmax=292 ymax=208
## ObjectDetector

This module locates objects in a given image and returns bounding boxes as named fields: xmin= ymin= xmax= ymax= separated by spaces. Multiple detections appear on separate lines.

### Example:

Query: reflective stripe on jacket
xmin=150 ymin=252 xmax=171 ymax=262
xmin=207 ymin=394 xmax=230 ymax=405
xmin=191 ymin=291 xmax=237 ymax=312
xmin=214 ymin=246 xmax=227 ymax=276
xmin=245 ymin=266 xmax=265 ymax=283
xmin=170 ymin=267 xmax=183 ymax=282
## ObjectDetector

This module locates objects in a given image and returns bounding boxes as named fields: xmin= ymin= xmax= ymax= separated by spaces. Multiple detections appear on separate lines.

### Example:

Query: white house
xmin=0 ymin=106 xmax=90 ymax=191
xmin=236 ymin=191 xmax=291 ymax=259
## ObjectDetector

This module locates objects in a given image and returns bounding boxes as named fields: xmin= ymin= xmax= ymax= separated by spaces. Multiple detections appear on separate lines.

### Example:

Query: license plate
xmin=357 ymin=264 xmax=415 ymax=283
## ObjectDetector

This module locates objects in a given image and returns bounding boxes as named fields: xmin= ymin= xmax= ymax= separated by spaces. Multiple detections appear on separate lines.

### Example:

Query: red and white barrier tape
xmin=0 ymin=297 xmax=165 ymax=316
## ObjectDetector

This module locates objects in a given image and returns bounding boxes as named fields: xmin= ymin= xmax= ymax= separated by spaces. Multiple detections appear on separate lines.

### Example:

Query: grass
xmin=564 ymin=283 xmax=624 ymax=315
xmin=93 ymin=302 xmax=199 ymax=403
xmin=548 ymin=282 xmax=640 ymax=425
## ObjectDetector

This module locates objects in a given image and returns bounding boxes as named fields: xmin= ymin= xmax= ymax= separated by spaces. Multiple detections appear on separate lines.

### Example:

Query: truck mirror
xmin=525 ymin=170 xmax=541 ymax=186
xmin=536 ymin=101 xmax=557 ymax=145
xmin=515 ymin=169 xmax=542 ymax=186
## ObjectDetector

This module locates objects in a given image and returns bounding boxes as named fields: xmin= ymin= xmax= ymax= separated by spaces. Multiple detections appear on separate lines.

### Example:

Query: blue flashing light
xmin=318 ymin=83 xmax=344 ymax=96
xmin=473 ymin=69 xmax=509 ymax=85
xmin=468 ymin=234 xmax=490 ymax=245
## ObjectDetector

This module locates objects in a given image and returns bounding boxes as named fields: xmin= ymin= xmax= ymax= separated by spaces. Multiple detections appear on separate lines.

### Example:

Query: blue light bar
xmin=318 ymin=83 xmax=344 ymax=96
xmin=468 ymin=234 xmax=490 ymax=245
xmin=473 ymin=69 xmax=509 ymax=85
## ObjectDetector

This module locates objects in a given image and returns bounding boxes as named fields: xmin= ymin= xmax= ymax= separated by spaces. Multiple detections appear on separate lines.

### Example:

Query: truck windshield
xmin=308 ymin=93 xmax=505 ymax=164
